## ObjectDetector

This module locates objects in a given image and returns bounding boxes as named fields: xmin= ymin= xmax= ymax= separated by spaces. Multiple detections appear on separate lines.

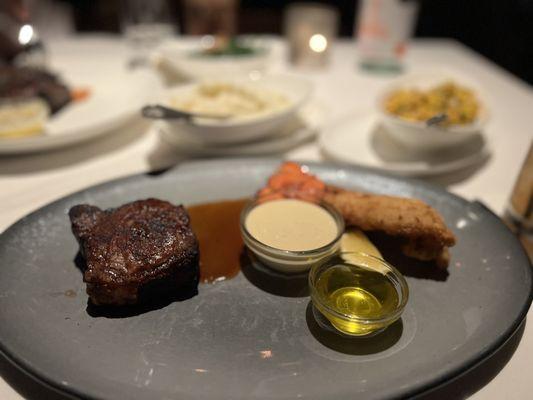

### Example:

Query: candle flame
xmin=309 ymin=34 xmax=328 ymax=53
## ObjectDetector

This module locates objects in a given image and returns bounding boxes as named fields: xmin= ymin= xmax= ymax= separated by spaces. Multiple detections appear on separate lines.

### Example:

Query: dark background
xmin=67 ymin=0 xmax=533 ymax=85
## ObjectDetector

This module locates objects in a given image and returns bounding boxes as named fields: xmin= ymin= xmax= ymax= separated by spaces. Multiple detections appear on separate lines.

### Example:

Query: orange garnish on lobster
xmin=256 ymin=162 xmax=325 ymax=204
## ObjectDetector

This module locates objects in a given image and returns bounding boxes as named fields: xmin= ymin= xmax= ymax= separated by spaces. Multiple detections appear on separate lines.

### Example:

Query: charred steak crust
xmin=69 ymin=199 xmax=199 ymax=306
xmin=0 ymin=66 xmax=72 ymax=114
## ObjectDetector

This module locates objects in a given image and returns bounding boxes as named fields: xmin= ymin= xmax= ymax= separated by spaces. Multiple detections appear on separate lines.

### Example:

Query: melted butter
xmin=187 ymin=199 xmax=247 ymax=283
xmin=315 ymin=260 xmax=399 ymax=335
xmin=331 ymin=287 xmax=382 ymax=318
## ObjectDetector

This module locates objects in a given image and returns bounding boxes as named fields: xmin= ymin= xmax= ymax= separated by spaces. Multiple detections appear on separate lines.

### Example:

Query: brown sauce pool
xmin=187 ymin=199 xmax=249 ymax=283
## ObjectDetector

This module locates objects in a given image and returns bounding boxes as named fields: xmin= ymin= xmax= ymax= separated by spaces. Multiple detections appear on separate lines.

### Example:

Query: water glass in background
xmin=284 ymin=3 xmax=339 ymax=68
xmin=355 ymin=0 xmax=419 ymax=72
xmin=504 ymin=143 xmax=533 ymax=260
xmin=121 ymin=0 xmax=176 ymax=66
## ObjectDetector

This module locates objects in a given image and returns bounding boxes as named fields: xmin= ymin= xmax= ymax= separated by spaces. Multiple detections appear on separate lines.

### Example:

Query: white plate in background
xmin=319 ymin=112 xmax=491 ymax=177
xmin=0 ymin=69 xmax=161 ymax=155
xmin=153 ymin=36 xmax=275 ymax=81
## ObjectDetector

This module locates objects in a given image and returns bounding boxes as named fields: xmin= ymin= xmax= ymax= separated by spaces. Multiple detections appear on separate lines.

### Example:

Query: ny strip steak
xmin=69 ymin=199 xmax=199 ymax=306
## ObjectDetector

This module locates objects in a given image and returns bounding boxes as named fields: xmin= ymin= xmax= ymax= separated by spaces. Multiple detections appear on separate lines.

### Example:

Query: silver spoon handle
xmin=141 ymin=105 xmax=192 ymax=120
xmin=426 ymin=113 xmax=448 ymax=127
xmin=141 ymin=104 xmax=231 ymax=121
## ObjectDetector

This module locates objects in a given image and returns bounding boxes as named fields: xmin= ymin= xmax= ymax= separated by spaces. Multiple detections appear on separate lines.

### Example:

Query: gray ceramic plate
xmin=0 ymin=159 xmax=531 ymax=400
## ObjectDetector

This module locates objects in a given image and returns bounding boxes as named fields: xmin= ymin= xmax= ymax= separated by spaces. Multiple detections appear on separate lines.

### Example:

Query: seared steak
xmin=0 ymin=66 xmax=72 ymax=114
xmin=69 ymin=199 xmax=199 ymax=306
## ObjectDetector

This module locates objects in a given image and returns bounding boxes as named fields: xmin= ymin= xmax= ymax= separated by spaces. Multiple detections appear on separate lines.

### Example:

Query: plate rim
xmin=0 ymin=109 xmax=136 ymax=155
xmin=319 ymin=113 xmax=492 ymax=177
xmin=0 ymin=70 xmax=160 ymax=155
xmin=158 ymin=100 xmax=325 ymax=156
xmin=0 ymin=158 xmax=531 ymax=400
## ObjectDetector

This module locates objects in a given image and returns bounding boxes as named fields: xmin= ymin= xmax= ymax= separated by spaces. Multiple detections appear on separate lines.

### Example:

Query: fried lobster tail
xmin=323 ymin=186 xmax=456 ymax=268
xmin=257 ymin=162 xmax=456 ymax=268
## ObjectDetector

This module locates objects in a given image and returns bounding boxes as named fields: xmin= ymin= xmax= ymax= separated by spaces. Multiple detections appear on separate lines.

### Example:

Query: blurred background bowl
xmin=160 ymin=74 xmax=312 ymax=145
xmin=154 ymin=36 xmax=273 ymax=81
xmin=377 ymin=69 xmax=490 ymax=151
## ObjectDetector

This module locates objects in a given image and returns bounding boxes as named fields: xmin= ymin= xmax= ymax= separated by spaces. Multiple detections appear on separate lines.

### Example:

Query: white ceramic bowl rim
xmin=157 ymin=35 xmax=271 ymax=59
xmin=377 ymin=70 xmax=490 ymax=134
xmin=163 ymin=74 xmax=313 ymax=128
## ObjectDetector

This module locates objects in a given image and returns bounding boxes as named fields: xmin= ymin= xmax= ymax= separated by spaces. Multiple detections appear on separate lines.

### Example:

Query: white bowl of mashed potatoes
xmin=161 ymin=74 xmax=312 ymax=144
xmin=378 ymin=70 xmax=489 ymax=151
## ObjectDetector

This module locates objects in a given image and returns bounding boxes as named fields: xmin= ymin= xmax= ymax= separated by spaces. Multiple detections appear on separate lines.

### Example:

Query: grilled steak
xmin=0 ymin=66 xmax=71 ymax=114
xmin=69 ymin=199 xmax=199 ymax=306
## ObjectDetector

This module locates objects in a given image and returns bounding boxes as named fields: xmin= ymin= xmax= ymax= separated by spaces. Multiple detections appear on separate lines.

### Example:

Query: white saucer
xmin=160 ymin=101 xmax=325 ymax=157
xmin=319 ymin=113 xmax=492 ymax=177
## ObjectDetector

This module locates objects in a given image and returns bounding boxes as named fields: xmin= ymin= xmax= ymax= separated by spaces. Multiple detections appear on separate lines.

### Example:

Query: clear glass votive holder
xmin=284 ymin=3 xmax=339 ymax=68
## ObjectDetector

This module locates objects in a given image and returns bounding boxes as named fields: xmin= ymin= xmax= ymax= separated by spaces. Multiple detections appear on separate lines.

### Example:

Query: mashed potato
xmin=171 ymin=82 xmax=291 ymax=119
xmin=0 ymin=98 xmax=49 ymax=138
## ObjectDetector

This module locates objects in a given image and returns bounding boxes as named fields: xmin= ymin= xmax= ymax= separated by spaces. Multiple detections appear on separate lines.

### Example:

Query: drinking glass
xmin=121 ymin=0 xmax=175 ymax=66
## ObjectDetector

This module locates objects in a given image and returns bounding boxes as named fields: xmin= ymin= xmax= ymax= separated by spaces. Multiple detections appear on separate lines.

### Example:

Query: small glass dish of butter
xmin=309 ymin=252 xmax=409 ymax=337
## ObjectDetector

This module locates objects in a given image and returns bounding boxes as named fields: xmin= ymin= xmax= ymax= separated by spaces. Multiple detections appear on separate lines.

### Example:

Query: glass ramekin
xmin=239 ymin=199 xmax=344 ymax=274
xmin=309 ymin=252 xmax=409 ymax=337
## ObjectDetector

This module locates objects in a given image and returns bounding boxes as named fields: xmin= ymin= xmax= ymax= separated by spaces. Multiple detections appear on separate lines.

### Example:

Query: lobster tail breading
xmin=323 ymin=188 xmax=456 ymax=268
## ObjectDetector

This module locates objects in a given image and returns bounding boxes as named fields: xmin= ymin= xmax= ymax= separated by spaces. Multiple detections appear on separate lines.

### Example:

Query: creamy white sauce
xmin=245 ymin=199 xmax=339 ymax=251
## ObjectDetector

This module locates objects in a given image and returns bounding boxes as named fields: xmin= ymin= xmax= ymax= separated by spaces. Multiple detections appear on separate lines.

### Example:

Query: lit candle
xmin=309 ymin=34 xmax=328 ymax=53
xmin=284 ymin=4 xmax=338 ymax=68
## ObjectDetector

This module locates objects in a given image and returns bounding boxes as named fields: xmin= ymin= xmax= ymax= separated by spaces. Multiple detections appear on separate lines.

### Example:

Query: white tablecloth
xmin=0 ymin=36 xmax=531 ymax=399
